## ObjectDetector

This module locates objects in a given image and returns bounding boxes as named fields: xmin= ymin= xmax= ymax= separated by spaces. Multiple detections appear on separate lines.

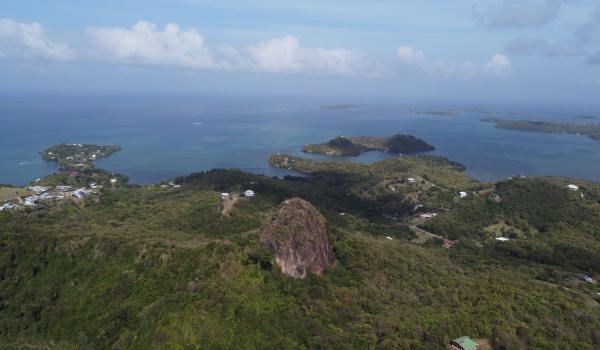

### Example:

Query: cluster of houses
xmin=160 ymin=181 xmax=182 ymax=189
xmin=220 ymin=190 xmax=255 ymax=200
xmin=0 ymin=184 xmax=98 ymax=212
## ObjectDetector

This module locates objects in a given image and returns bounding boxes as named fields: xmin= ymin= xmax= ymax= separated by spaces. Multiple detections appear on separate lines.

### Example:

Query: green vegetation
xmin=302 ymin=134 xmax=435 ymax=156
xmin=36 ymin=144 xmax=126 ymax=188
xmin=41 ymin=143 xmax=122 ymax=170
xmin=482 ymin=118 xmax=600 ymax=141
xmin=2 ymin=152 xmax=600 ymax=349
xmin=0 ymin=187 xmax=31 ymax=202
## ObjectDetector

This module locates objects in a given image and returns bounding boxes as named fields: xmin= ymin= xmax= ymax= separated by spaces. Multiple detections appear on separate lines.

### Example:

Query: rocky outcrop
xmin=261 ymin=198 xmax=334 ymax=279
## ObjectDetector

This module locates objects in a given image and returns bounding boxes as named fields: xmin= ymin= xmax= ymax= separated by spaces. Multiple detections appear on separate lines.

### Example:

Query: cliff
xmin=260 ymin=198 xmax=334 ymax=278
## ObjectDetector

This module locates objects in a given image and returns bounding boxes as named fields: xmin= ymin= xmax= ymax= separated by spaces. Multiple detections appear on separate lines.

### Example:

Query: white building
xmin=495 ymin=237 xmax=510 ymax=242
xmin=244 ymin=190 xmax=255 ymax=198
xmin=0 ymin=203 xmax=16 ymax=211
xmin=24 ymin=195 xmax=40 ymax=206
xmin=29 ymin=186 xmax=50 ymax=194
xmin=567 ymin=184 xmax=579 ymax=191
xmin=71 ymin=188 xmax=92 ymax=198
xmin=110 ymin=178 xmax=118 ymax=184
xmin=459 ymin=191 xmax=468 ymax=198
xmin=221 ymin=193 xmax=230 ymax=199
xmin=407 ymin=177 xmax=416 ymax=183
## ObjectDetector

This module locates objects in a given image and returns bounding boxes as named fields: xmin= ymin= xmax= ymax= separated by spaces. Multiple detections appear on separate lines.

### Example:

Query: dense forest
xmin=1 ymin=154 xmax=600 ymax=349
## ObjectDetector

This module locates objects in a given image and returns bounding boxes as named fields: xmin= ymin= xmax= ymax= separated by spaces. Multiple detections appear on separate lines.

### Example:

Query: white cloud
xmin=485 ymin=54 xmax=511 ymax=75
xmin=84 ymin=21 xmax=216 ymax=69
xmin=84 ymin=21 xmax=373 ymax=76
xmin=247 ymin=36 xmax=368 ymax=76
xmin=0 ymin=18 xmax=75 ymax=61
xmin=396 ymin=46 xmax=486 ymax=80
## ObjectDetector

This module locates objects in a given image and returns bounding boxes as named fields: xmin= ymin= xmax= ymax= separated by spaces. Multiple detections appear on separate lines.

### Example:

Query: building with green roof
xmin=449 ymin=336 xmax=479 ymax=350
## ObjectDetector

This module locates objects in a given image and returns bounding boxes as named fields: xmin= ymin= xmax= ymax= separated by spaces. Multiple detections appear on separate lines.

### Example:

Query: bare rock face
xmin=261 ymin=198 xmax=334 ymax=279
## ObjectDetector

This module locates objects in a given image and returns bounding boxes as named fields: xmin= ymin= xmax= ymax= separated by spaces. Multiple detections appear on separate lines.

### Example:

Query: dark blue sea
xmin=2 ymin=95 xmax=600 ymax=186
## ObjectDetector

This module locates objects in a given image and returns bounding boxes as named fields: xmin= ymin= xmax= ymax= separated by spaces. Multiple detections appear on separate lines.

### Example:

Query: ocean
xmin=2 ymin=95 xmax=600 ymax=186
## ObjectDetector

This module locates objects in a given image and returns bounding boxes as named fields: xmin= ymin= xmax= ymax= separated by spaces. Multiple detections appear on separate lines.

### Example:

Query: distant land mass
xmin=320 ymin=104 xmax=359 ymax=110
xmin=41 ymin=143 xmax=122 ymax=170
xmin=574 ymin=115 xmax=599 ymax=120
xmin=302 ymin=134 xmax=435 ymax=156
xmin=482 ymin=117 xmax=600 ymax=142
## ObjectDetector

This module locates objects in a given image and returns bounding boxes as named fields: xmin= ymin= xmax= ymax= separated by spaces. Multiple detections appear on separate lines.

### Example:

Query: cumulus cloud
xmin=484 ymin=54 xmax=511 ymax=75
xmin=84 ymin=21 xmax=371 ymax=76
xmin=396 ymin=46 xmax=508 ymax=79
xmin=474 ymin=0 xmax=561 ymax=28
xmin=247 ymin=36 xmax=368 ymax=76
xmin=84 ymin=21 xmax=216 ymax=69
xmin=505 ymin=37 xmax=582 ymax=57
xmin=0 ymin=18 xmax=75 ymax=61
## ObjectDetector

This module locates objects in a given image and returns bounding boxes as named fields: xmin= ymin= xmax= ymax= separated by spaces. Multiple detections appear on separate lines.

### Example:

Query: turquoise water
xmin=1 ymin=96 xmax=600 ymax=186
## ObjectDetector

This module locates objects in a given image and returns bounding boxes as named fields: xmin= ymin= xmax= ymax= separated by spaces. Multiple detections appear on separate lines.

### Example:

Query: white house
xmin=221 ymin=193 xmax=230 ymax=199
xmin=0 ymin=203 xmax=16 ymax=211
xmin=29 ymin=186 xmax=50 ymax=194
xmin=567 ymin=184 xmax=579 ymax=191
xmin=459 ymin=191 xmax=468 ymax=198
xmin=110 ymin=178 xmax=118 ymax=184
xmin=407 ymin=177 xmax=416 ymax=183
xmin=244 ymin=190 xmax=255 ymax=197
xmin=495 ymin=237 xmax=510 ymax=242
xmin=24 ymin=195 xmax=40 ymax=206
xmin=72 ymin=188 xmax=92 ymax=198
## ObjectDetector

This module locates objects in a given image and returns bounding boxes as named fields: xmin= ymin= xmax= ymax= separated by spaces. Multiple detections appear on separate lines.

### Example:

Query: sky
xmin=1 ymin=0 xmax=599 ymax=105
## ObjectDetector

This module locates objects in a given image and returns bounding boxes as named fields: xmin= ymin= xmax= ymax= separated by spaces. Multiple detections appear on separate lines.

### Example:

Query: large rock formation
xmin=261 ymin=198 xmax=335 ymax=279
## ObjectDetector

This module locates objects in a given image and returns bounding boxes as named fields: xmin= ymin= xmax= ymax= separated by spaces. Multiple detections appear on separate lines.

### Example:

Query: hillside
xmin=1 ymin=154 xmax=600 ymax=349
xmin=302 ymin=134 xmax=435 ymax=156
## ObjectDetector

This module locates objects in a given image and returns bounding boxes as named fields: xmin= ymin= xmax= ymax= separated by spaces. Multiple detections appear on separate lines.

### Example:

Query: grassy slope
xmin=1 ymin=164 xmax=600 ymax=349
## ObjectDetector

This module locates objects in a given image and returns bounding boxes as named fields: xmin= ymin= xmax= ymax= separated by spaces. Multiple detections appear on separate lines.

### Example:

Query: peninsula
xmin=482 ymin=117 xmax=600 ymax=141
xmin=41 ymin=143 xmax=122 ymax=170
xmin=302 ymin=134 xmax=435 ymax=156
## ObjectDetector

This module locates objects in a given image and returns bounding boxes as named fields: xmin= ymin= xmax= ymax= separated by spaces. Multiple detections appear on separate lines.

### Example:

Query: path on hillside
xmin=222 ymin=195 xmax=240 ymax=216
xmin=408 ymin=217 xmax=443 ymax=244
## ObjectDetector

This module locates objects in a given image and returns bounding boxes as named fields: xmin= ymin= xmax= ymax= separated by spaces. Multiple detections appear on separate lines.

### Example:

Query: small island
xmin=574 ymin=115 xmax=599 ymax=120
xmin=320 ymin=104 xmax=359 ymax=110
xmin=482 ymin=117 xmax=600 ymax=142
xmin=41 ymin=143 xmax=122 ymax=170
xmin=302 ymin=134 xmax=435 ymax=156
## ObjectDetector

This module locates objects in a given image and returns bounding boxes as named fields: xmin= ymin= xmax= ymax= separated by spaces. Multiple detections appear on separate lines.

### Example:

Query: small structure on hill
xmin=221 ymin=193 xmax=230 ymax=199
xmin=449 ymin=336 xmax=479 ymax=350
xmin=495 ymin=237 xmax=510 ymax=242
xmin=576 ymin=273 xmax=595 ymax=284
xmin=443 ymin=239 xmax=455 ymax=248
xmin=459 ymin=191 xmax=468 ymax=199
xmin=244 ymin=190 xmax=255 ymax=197
xmin=567 ymin=184 xmax=579 ymax=191
xmin=419 ymin=212 xmax=438 ymax=220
